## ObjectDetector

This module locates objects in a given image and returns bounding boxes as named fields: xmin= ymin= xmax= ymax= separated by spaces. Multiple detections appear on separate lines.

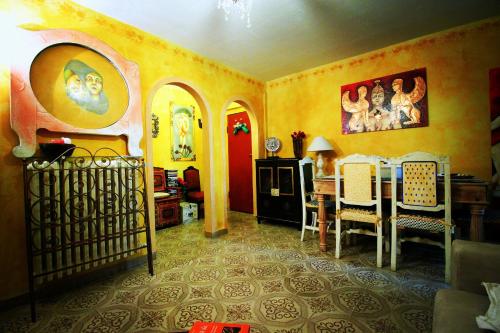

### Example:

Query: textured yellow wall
xmin=267 ymin=18 xmax=500 ymax=179
xmin=152 ymin=85 xmax=204 ymax=188
xmin=0 ymin=0 xmax=265 ymax=300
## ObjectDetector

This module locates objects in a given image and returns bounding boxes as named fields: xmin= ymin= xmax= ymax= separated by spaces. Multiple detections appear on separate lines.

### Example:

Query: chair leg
xmin=384 ymin=219 xmax=390 ymax=253
xmin=346 ymin=222 xmax=351 ymax=246
xmin=335 ymin=218 xmax=341 ymax=259
xmin=391 ymin=219 xmax=397 ymax=271
xmin=326 ymin=219 xmax=333 ymax=233
xmin=311 ymin=211 xmax=317 ymax=235
xmin=376 ymin=224 xmax=382 ymax=268
xmin=301 ymin=211 xmax=308 ymax=242
xmin=444 ymin=225 xmax=451 ymax=283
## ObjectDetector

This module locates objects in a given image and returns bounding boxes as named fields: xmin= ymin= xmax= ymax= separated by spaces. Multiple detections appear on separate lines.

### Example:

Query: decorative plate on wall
xmin=265 ymin=137 xmax=281 ymax=153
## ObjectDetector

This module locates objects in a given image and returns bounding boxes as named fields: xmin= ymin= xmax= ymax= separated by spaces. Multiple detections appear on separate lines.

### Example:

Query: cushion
xmin=154 ymin=192 xmax=170 ymax=199
xmin=308 ymin=199 xmax=334 ymax=208
xmin=433 ymin=288 xmax=490 ymax=333
xmin=339 ymin=207 xmax=379 ymax=224
xmin=187 ymin=191 xmax=204 ymax=201
xmin=476 ymin=282 xmax=500 ymax=332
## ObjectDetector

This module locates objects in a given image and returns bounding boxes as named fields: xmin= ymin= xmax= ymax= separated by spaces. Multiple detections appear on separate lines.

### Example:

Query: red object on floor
xmin=189 ymin=321 xmax=250 ymax=333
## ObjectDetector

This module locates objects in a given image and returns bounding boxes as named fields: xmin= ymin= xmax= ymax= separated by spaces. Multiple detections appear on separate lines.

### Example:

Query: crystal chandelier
xmin=217 ymin=0 xmax=252 ymax=28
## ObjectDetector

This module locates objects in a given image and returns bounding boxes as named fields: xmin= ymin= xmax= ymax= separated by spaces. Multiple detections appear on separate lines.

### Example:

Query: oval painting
xmin=30 ymin=44 xmax=129 ymax=129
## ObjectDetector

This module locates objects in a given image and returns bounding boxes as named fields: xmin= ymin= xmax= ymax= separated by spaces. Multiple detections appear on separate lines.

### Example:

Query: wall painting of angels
xmin=171 ymin=104 xmax=196 ymax=161
xmin=340 ymin=68 xmax=428 ymax=134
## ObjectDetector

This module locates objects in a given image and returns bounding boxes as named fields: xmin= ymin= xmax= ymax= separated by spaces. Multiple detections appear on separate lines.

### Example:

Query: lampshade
xmin=307 ymin=136 xmax=333 ymax=152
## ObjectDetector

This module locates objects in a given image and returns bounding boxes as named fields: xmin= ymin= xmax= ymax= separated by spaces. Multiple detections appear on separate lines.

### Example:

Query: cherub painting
xmin=341 ymin=68 xmax=428 ymax=134
xmin=63 ymin=59 xmax=109 ymax=114
xmin=171 ymin=104 xmax=196 ymax=161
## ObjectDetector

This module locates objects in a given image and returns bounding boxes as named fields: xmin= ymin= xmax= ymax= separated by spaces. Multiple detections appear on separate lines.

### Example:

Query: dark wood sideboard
xmin=255 ymin=158 xmax=302 ymax=226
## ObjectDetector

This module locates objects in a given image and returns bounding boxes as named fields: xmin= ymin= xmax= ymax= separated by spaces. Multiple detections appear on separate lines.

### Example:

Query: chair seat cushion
xmin=339 ymin=208 xmax=379 ymax=224
xmin=393 ymin=213 xmax=447 ymax=232
xmin=433 ymin=289 xmax=490 ymax=333
xmin=187 ymin=191 xmax=204 ymax=201
xmin=306 ymin=199 xmax=334 ymax=209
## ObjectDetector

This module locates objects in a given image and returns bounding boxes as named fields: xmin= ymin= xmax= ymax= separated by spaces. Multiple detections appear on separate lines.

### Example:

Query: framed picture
xmin=341 ymin=68 xmax=428 ymax=134
xmin=171 ymin=104 xmax=196 ymax=161
xmin=10 ymin=29 xmax=143 ymax=157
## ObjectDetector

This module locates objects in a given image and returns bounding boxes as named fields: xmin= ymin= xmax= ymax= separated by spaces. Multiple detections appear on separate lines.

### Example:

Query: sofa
xmin=433 ymin=239 xmax=500 ymax=332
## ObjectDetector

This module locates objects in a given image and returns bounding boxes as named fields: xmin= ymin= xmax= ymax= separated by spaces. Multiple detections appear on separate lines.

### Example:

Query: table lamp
xmin=307 ymin=136 xmax=333 ymax=178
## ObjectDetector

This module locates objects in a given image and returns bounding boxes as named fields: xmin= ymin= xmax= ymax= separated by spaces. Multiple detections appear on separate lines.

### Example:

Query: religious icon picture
xmin=171 ymin=104 xmax=196 ymax=161
xmin=340 ymin=68 xmax=428 ymax=134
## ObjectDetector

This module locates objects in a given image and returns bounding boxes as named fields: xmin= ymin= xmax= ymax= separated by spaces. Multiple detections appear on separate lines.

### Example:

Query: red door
xmin=227 ymin=111 xmax=253 ymax=213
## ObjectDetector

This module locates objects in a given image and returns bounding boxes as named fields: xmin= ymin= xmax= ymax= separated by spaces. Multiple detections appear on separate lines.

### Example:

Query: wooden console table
xmin=313 ymin=178 xmax=489 ymax=252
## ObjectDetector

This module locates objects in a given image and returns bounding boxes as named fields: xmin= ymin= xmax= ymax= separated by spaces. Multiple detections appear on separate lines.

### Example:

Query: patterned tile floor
xmin=0 ymin=212 xmax=448 ymax=332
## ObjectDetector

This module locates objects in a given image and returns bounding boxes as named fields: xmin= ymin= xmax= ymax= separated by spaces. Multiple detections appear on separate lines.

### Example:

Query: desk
xmin=313 ymin=178 xmax=489 ymax=252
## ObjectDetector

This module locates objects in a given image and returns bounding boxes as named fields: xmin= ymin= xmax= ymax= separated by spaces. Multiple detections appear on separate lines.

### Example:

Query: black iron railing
xmin=22 ymin=147 xmax=154 ymax=321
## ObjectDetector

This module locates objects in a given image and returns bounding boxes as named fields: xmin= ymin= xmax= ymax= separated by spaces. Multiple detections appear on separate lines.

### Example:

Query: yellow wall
xmin=0 ymin=0 xmax=265 ymax=300
xmin=152 ymin=85 xmax=204 ymax=189
xmin=267 ymin=18 xmax=500 ymax=180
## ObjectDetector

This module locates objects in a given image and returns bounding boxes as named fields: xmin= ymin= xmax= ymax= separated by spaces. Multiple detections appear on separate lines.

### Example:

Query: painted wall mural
xmin=341 ymin=68 xmax=428 ymax=134
xmin=64 ymin=59 xmax=109 ymax=114
xmin=171 ymin=104 xmax=196 ymax=161
xmin=30 ymin=43 xmax=130 ymax=130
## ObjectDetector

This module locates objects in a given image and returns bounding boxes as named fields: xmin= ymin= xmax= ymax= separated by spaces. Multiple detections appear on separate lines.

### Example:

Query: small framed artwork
xmin=10 ymin=29 xmax=143 ymax=157
xmin=171 ymin=104 xmax=196 ymax=161
xmin=340 ymin=68 xmax=428 ymax=134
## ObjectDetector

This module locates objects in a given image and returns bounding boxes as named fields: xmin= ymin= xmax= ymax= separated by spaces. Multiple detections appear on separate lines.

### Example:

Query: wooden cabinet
xmin=153 ymin=166 xmax=181 ymax=228
xmin=154 ymin=194 xmax=180 ymax=229
xmin=255 ymin=158 xmax=302 ymax=226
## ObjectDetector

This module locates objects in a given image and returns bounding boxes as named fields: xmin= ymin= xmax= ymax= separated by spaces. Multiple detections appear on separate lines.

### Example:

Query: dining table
xmin=313 ymin=176 xmax=489 ymax=252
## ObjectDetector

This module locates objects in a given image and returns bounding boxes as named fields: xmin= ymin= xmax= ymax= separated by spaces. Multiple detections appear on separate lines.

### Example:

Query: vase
xmin=293 ymin=138 xmax=303 ymax=159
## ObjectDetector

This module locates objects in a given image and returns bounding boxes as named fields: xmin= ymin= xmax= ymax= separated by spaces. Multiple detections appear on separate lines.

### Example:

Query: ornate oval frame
xmin=10 ymin=29 xmax=143 ymax=158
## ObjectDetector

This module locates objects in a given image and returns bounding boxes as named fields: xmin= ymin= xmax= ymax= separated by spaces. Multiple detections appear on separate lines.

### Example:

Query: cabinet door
xmin=256 ymin=159 xmax=301 ymax=224
xmin=258 ymin=166 xmax=273 ymax=194
xmin=276 ymin=164 xmax=300 ymax=221
xmin=256 ymin=162 xmax=274 ymax=219
xmin=155 ymin=198 xmax=179 ymax=228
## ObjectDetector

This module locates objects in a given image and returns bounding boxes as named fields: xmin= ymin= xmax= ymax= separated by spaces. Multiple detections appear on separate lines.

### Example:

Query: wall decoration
xmin=10 ymin=29 xmax=143 ymax=157
xmin=232 ymin=118 xmax=250 ymax=135
xmin=63 ymin=59 xmax=109 ymax=114
xmin=30 ymin=44 xmax=129 ymax=130
xmin=152 ymin=113 xmax=160 ymax=138
xmin=341 ymin=68 xmax=428 ymax=134
xmin=171 ymin=104 xmax=196 ymax=161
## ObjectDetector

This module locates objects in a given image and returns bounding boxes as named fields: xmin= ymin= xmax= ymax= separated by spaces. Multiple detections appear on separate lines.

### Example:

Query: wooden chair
xmin=299 ymin=157 xmax=334 ymax=241
xmin=183 ymin=166 xmax=204 ymax=218
xmin=389 ymin=151 xmax=452 ymax=282
xmin=335 ymin=154 xmax=385 ymax=267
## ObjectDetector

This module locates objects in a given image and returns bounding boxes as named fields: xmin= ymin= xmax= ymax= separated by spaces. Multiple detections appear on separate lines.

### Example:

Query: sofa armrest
xmin=451 ymin=239 xmax=500 ymax=295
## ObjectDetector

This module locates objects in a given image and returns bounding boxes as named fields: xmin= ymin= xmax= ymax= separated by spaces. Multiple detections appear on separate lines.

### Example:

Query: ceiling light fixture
xmin=217 ymin=0 xmax=252 ymax=28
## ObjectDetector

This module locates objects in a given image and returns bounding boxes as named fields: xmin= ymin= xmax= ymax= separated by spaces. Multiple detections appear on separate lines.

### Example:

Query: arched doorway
xmin=146 ymin=78 xmax=214 ymax=237
xmin=220 ymin=98 xmax=259 ymax=218
xmin=226 ymin=102 xmax=253 ymax=213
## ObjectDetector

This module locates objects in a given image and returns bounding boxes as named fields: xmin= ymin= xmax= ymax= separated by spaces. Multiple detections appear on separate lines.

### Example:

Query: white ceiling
xmin=72 ymin=0 xmax=500 ymax=81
